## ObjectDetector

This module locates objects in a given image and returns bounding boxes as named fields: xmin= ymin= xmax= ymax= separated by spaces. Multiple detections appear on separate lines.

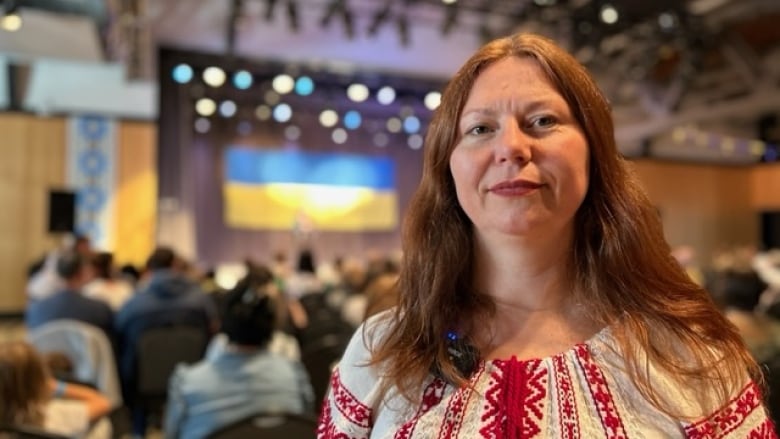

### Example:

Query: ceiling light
xmin=600 ymin=5 xmax=619 ymax=24
xmin=347 ymin=83 xmax=369 ymax=102
xmin=377 ymin=86 xmax=396 ymax=105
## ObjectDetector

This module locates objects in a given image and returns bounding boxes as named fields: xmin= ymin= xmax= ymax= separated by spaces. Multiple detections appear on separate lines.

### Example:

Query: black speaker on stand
xmin=760 ymin=211 xmax=780 ymax=251
xmin=47 ymin=190 xmax=76 ymax=234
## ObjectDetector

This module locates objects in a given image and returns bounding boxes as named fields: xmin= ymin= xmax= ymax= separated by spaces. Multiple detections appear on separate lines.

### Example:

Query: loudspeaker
xmin=760 ymin=211 xmax=780 ymax=250
xmin=48 ymin=190 xmax=75 ymax=233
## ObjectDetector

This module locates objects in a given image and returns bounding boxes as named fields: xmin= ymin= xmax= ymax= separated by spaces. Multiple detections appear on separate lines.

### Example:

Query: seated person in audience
xmin=114 ymin=246 xmax=218 ymax=436
xmin=206 ymin=265 xmax=302 ymax=362
xmin=25 ymin=250 xmax=115 ymax=343
xmin=0 ymin=341 xmax=112 ymax=439
xmin=27 ymin=234 xmax=92 ymax=303
xmin=164 ymin=264 xmax=314 ymax=439
xmin=83 ymin=252 xmax=133 ymax=311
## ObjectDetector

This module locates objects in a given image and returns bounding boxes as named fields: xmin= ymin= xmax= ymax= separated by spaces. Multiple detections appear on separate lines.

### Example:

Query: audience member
xmin=115 ymin=246 xmax=218 ymax=437
xmin=83 ymin=252 xmax=133 ymax=311
xmin=27 ymin=234 xmax=92 ymax=302
xmin=0 ymin=341 xmax=112 ymax=439
xmin=164 ymin=265 xmax=314 ymax=439
xmin=26 ymin=250 xmax=114 ymax=342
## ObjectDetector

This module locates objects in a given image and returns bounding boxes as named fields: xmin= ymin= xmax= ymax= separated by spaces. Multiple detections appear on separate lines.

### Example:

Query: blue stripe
xmin=225 ymin=147 xmax=396 ymax=189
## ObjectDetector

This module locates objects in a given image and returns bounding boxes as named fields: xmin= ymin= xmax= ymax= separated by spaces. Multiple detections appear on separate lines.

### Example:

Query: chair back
xmin=300 ymin=333 xmax=349 ymax=412
xmin=135 ymin=325 xmax=208 ymax=398
xmin=27 ymin=319 xmax=122 ymax=408
xmin=206 ymin=413 xmax=317 ymax=439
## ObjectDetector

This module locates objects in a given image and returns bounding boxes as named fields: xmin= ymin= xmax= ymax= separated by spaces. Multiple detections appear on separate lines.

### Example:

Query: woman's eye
xmin=467 ymin=125 xmax=491 ymax=135
xmin=531 ymin=115 xmax=556 ymax=128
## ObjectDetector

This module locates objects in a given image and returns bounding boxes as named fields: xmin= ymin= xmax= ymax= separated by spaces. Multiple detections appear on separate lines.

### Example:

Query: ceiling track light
xmin=368 ymin=1 xmax=393 ymax=36
xmin=441 ymin=2 xmax=458 ymax=36
xmin=286 ymin=0 xmax=299 ymax=32
xmin=264 ymin=0 xmax=278 ymax=21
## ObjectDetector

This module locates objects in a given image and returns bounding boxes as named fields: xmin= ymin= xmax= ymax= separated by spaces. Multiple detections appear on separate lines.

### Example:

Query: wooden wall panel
xmin=115 ymin=122 xmax=158 ymax=267
xmin=630 ymin=160 xmax=757 ymax=267
xmin=751 ymin=164 xmax=780 ymax=210
xmin=0 ymin=114 xmax=66 ymax=312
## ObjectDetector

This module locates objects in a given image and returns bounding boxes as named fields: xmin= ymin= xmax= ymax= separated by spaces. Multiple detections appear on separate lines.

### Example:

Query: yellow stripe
xmin=224 ymin=183 xmax=398 ymax=231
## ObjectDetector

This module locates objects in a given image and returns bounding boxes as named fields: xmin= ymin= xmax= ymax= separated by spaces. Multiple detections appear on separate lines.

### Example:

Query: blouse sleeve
xmin=317 ymin=313 xmax=390 ymax=439
xmin=681 ymin=380 xmax=777 ymax=438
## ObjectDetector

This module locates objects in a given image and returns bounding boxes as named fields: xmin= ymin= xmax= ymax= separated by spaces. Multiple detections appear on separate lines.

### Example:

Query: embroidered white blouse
xmin=318 ymin=315 xmax=776 ymax=439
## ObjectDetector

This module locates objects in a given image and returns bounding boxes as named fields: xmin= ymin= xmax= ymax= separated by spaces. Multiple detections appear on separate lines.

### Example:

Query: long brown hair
xmin=371 ymin=33 xmax=759 ymax=417
xmin=0 ymin=341 xmax=51 ymax=426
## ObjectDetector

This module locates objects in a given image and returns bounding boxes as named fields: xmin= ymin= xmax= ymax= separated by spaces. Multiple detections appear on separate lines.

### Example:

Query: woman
xmin=318 ymin=33 xmax=775 ymax=437
xmin=0 ymin=341 xmax=112 ymax=439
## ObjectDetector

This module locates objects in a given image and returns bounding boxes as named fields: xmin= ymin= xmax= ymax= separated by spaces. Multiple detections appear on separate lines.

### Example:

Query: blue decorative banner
xmin=67 ymin=115 xmax=116 ymax=249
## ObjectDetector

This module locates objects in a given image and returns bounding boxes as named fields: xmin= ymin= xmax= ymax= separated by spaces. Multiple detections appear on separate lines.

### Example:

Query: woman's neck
xmin=472 ymin=227 xmax=573 ymax=311
xmin=469 ymin=226 xmax=600 ymax=360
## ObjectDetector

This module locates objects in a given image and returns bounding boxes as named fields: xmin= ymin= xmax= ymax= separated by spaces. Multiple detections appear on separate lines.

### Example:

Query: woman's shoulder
xmin=332 ymin=311 xmax=395 ymax=399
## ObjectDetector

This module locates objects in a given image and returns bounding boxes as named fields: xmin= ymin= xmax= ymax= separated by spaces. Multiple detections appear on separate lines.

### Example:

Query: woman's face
xmin=449 ymin=57 xmax=589 ymax=239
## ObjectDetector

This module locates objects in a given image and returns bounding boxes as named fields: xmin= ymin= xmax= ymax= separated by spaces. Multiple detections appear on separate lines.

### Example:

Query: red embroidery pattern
xmin=553 ymin=354 xmax=580 ymax=438
xmin=330 ymin=369 xmax=372 ymax=428
xmin=394 ymin=378 xmax=447 ymax=439
xmin=480 ymin=363 xmax=505 ymax=439
xmin=479 ymin=357 xmax=548 ymax=439
xmin=437 ymin=365 xmax=484 ymax=439
xmin=747 ymin=418 xmax=778 ymax=439
xmin=684 ymin=382 xmax=771 ymax=439
xmin=575 ymin=345 xmax=627 ymax=439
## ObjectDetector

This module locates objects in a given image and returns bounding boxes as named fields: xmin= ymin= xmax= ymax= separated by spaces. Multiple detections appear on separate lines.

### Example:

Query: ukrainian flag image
xmin=224 ymin=147 xmax=398 ymax=231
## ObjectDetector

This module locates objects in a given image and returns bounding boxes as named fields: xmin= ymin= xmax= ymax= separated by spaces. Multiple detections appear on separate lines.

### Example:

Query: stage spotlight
xmin=344 ymin=110 xmax=362 ymax=130
xmin=195 ymin=98 xmax=217 ymax=117
xmin=377 ymin=86 xmax=396 ymax=105
xmin=347 ymin=83 xmax=369 ymax=102
xmin=194 ymin=118 xmax=211 ymax=134
xmin=272 ymin=74 xmax=295 ymax=94
xmin=172 ymin=64 xmax=194 ymax=84
xmin=233 ymin=70 xmax=253 ymax=89
xmin=332 ymin=128 xmax=348 ymax=144
xmin=386 ymin=117 xmax=402 ymax=133
xmin=600 ymin=4 xmax=619 ymax=24
xmin=219 ymin=100 xmax=237 ymax=118
xmin=424 ymin=91 xmax=441 ymax=110
xmin=319 ymin=109 xmax=339 ymax=127
xmin=255 ymin=105 xmax=272 ymax=120
xmin=264 ymin=90 xmax=280 ymax=105
xmin=403 ymin=116 xmax=421 ymax=134
xmin=203 ymin=67 xmax=227 ymax=87
xmin=408 ymin=134 xmax=424 ymax=150
xmin=295 ymin=76 xmax=315 ymax=95
xmin=273 ymin=103 xmax=293 ymax=122
xmin=1 ymin=2 xmax=22 ymax=32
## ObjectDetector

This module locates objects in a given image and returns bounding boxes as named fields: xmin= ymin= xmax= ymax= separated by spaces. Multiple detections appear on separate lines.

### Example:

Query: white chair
xmin=28 ymin=319 xmax=122 ymax=409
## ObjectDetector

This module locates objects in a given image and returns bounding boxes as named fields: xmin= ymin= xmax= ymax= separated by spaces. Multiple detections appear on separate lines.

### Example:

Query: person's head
xmin=0 ymin=341 xmax=51 ymax=425
xmin=296 ymin=249 xmax=316 ymax=274
xmin=90 ymin=252 xmax=114 ymax=280
xmin=221 ymin=265 xmax=283 ymax=347
xmin=145 ymin=247 xmax=179 ymax=272
xmin=56 ymin=250 xmax=91 ymax=288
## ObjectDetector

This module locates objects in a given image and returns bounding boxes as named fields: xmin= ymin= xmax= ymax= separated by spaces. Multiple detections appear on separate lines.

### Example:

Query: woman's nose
xmin=494 ymin=121 xmax=531 ymax=164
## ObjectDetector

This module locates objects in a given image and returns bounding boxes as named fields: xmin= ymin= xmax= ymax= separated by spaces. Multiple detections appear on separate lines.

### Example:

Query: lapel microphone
xmin=432 ymin=331 xmax=480 ymax=382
